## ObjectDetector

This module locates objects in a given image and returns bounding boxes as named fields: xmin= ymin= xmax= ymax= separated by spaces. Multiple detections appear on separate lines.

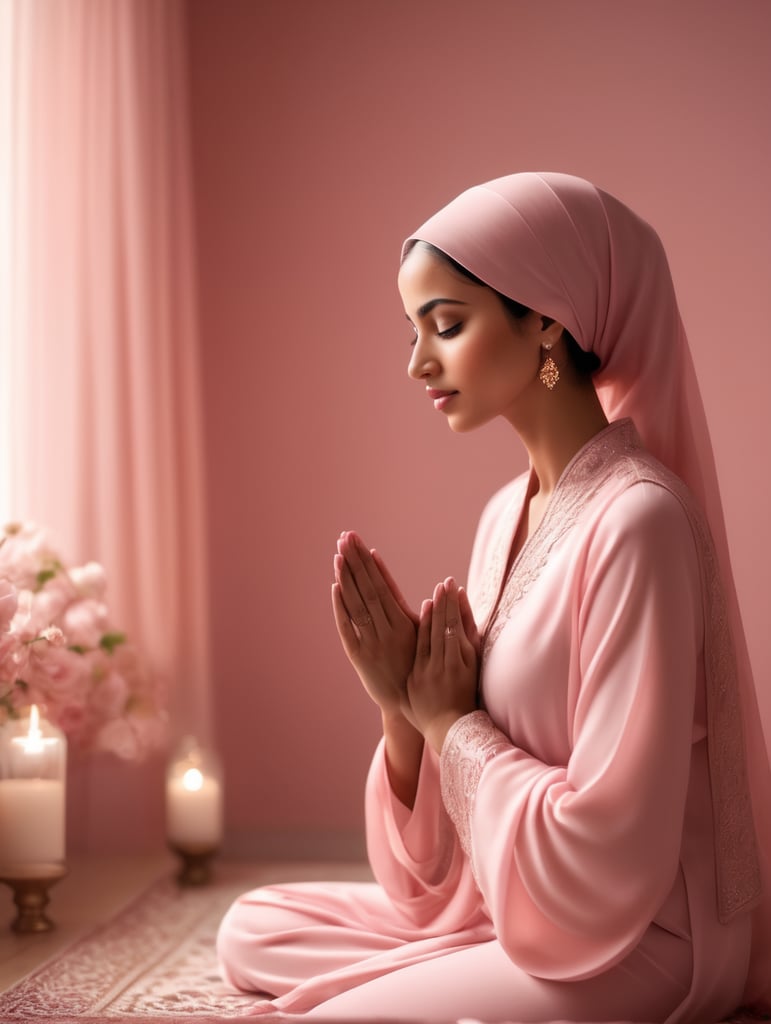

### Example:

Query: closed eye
xmin=407 ymin=321 xmax=462 ymax=346
xmin=438 ymin=322 xmax=462 ymax=339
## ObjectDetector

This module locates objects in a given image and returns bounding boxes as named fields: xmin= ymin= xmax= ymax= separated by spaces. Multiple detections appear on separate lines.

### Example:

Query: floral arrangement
xmin=0 ymin=522 xmax=166 ymax=759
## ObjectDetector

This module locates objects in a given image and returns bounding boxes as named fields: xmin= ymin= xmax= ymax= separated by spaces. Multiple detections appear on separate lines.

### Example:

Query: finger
xmin=371 ymin=549 xmax=419 ymax=626
xmin=349 ymin=535 xmax=413 ymax=631
xmin=415 ymin=599 xmax=432 ymax=662
xmin=442 ymin=578 xmax=464 ymax=665
xmin=334 ymin=552 xmax=362 ymax=615
xmin=335 ymin=555 xmax=377 ymax=636
xmin=458 ymin=586 xmax=481 ymax=658
xmin=457 ymin=585 xmax=478 ymax=637
xmin=338 ymin=533 xmax=390 ymax=633
xmin=331 ymin=583 xmax=360 ymax=659
xmin=431 ymin=582 xmax=448 ymax=663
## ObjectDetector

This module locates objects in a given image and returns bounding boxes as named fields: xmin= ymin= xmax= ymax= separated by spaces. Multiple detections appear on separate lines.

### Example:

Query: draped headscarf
xmin=403 ymin=172 xmax=770 ymax=1007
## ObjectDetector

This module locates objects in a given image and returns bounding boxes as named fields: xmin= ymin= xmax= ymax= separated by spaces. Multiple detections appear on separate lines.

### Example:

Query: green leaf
xmin=36 ymin=568 xmax=57 ymax=587
xmin=99 ymin=632 xmax=126 ymax=654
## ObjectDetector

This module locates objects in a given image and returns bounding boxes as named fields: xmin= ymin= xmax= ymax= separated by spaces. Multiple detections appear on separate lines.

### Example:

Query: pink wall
xmin=186 ymin=0 xmax=771 ymax=858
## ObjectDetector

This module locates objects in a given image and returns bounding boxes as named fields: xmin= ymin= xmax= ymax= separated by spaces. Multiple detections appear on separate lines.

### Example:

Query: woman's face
xmin=398 ymin=244 xmax=545 ymax=433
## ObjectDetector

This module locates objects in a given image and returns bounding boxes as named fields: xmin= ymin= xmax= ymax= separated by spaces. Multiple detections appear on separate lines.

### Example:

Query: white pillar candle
xmin=0 ymin=778 xmax=66 ymax=873
xmin=0 ymin=706 xmax=66 ymax=877
xmin=166 ymin=767 xmax=223 ymax=849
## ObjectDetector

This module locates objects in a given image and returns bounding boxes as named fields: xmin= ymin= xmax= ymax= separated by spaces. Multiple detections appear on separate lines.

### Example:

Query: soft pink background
xmin=181 ymin=0 xmax=769 ymax=858
xmin=3 ymin=0 xmax=213 ymax=858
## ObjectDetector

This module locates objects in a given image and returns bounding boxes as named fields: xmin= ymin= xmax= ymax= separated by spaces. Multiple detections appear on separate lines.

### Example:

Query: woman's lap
xmin=217 ymin=881 xmax=407 ymax=998
xmin=305 ymin=927 xmax=692 ymax=1022
xmin=217 ymin=881 xmax=696 ymax=1022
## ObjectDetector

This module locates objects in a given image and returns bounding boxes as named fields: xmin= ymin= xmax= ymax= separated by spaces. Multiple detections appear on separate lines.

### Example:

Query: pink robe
xmin=217 ymin=421 xmax=756 ymax=1022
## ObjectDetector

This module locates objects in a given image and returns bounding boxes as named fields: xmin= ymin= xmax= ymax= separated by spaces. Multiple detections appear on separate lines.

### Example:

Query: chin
xmin=446 ymin=411 xmax=492 ymax=434
xmin=447 ymin=417 xmax=480 ymax=434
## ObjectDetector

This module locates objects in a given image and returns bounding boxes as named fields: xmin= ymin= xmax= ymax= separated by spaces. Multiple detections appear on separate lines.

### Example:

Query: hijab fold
xmin=404 ymin=172 xmax=771 ymax=1007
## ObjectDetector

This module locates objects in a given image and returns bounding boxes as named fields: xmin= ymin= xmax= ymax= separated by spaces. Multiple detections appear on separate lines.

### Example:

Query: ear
xmin=539 ymin=316 xmax=567 ymax=347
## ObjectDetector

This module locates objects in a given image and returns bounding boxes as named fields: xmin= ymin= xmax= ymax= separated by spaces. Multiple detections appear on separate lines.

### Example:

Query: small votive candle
xmin=166 ymin=738 xmax=223 ymax=850
xmin=0 ymin=705 xmax=67 ymax=878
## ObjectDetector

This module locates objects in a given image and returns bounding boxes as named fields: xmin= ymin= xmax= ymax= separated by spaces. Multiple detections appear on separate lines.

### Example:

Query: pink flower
xmin=55 ymin=703 xmax=91 ymax=746
xmin=68 ymin=562 xmax=107 ymax=600
xmin=29 ymin=576 xmax=74 ymax=627
xmin=62 ymin=598 xmax=108 ymax=650
xmin=0 ymin=578 xmax=18 ymax=631
xmin=22 ymin=644 xmax=88 ymax=714
xmin=41 ymin=625 xmax=66 ymax=647
xmin=94 ymin=717 xmax=142 ymax=760
xmin=0 ymin=631 xmax=28 ymax=691
xmin=0 ymin=523 xmax=60 ymax=591
xmin=1 ymin=522 xmax=164 ymax=760
xmin=10 ymin=577 xmax=73 ymax=641
xmin=96 ymin=711 xmax=167 ymax=760
xmin=89 ymin=669 xmax=128 ymax=719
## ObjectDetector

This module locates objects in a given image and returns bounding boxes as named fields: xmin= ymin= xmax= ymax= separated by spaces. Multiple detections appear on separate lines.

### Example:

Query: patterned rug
xmin=0 ymin=861 xmax=379 ymax=1023
xmin=0 ymin=864 xmax=268 ymax=1022
xmin=0 ymin=860 xmax=766 ymax=1024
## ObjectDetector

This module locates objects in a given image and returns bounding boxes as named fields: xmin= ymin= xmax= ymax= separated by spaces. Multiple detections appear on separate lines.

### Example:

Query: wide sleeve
xmin=440 ymin=482 xmax=703 ymax=980
xmin=363 ymin=736 xmax=489 ymax=933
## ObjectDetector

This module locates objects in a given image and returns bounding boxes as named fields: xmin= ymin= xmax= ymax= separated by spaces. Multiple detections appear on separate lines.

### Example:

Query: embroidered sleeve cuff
xmin=439 ymin=710 xmax=510 ymax=862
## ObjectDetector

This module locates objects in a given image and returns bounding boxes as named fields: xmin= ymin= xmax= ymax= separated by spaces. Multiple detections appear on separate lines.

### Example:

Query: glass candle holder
xmin=165 ymin=736 xmax=223 ymax=885
xmin=0 ymin=705 xmax=67 ymax=931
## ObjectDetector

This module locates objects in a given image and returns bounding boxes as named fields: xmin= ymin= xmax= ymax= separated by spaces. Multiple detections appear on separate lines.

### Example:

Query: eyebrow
xmin=407 ymin=298 xmax=469 ymax=322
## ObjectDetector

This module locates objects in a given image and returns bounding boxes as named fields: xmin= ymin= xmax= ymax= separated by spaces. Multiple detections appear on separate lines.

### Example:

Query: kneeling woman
xmin=217 ymin=172 xmax=771 ymax=1023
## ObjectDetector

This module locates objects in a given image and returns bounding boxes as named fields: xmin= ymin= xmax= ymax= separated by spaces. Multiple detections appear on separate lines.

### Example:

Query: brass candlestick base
xmin=0 ymin=866 xmax=67 ymax=933
xmin=169 ymin=843 xmax=218 ymax=886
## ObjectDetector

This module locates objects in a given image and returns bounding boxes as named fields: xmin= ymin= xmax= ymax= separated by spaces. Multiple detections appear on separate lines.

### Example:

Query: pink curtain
xmin=0 ymin=0 xmax=211 ymax=846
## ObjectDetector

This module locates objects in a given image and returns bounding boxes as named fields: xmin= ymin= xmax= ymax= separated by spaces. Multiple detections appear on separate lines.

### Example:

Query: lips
xmin=426 ymin=387 xmax=459 ymax=412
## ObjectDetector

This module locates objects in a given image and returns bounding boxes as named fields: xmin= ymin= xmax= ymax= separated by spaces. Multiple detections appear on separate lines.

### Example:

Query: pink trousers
xmin=216 ymin=879 xmax=748 ymax=1022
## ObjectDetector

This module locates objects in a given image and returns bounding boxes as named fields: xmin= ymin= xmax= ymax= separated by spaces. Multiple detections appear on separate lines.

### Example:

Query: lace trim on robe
xmin=440 ymin=711 xmax=511 ymax=876
xmin=481 ymin=421 xmax=639 ymax=655
xmin=469 ymin=419 xmax=760 ymax=921
xmin=471 ymin=479 xmax=527 ymax=635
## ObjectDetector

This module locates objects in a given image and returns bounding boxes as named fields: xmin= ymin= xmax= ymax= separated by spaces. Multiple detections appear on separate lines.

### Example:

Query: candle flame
xmin=25 ymin=704 xmax=44 ymax=754
xmin=182 ymin=767 xmax=204 ymax=792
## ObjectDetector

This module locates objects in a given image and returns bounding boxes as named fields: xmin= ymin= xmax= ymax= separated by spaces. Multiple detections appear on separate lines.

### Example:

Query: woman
xmin=217 ymin=173 xmax=771 ymax=1022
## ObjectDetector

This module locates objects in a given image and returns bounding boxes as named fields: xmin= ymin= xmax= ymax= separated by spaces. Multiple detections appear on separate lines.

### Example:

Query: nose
xmin=407 ymin=335 xmax=440 ymax=381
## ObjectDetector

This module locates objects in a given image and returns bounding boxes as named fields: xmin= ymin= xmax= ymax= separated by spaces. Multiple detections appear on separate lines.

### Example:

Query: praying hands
xmin=331 ymin=531 xmax=479 ymax=757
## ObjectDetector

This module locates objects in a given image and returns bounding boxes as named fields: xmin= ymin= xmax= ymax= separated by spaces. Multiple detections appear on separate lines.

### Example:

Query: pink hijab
xmin=404 ymin=172 xmax=770 ymax=1007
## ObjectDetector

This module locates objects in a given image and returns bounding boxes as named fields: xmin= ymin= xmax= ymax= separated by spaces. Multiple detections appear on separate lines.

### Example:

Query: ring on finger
xmin=352 ymin=613 xmax=373 ymax=628
xmin=444 ymin=624 xmax=458 ymax=639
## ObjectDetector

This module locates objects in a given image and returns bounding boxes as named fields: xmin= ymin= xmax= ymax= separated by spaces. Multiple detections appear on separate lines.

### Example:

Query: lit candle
xmin=0 ymin=705 xmax=66 ymax=877
xmin=166 ymin=761 xmax=223 ymax=849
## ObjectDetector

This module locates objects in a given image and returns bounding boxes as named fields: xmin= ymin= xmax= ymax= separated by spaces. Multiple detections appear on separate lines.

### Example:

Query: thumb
xmin=458 ymin=586 xmax=481 ymax=655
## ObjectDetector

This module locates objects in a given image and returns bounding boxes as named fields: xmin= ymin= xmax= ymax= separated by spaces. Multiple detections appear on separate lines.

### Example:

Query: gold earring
xmin=539 ymin=344 xmax=559 ymax=390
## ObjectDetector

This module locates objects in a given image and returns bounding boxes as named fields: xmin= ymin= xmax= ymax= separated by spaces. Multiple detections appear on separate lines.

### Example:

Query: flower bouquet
xmin=0 ymin=522 xmax=166 ymax=759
